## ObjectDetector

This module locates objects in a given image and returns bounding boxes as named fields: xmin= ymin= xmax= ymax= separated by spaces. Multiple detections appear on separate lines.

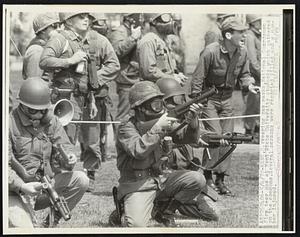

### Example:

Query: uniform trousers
xmin=115 ymin=84 xmax=132 ymax=122
xmin=201 ymin=97 xmax=234 ymax=174
xmin=244 ymin=92 xmax=260 ymax=132
xmin=123 ymin=170 xmax=206 ymax=227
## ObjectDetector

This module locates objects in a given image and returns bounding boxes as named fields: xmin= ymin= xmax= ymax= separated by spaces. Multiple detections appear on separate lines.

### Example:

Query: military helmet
xmin=129 ymin=81 xmax=164 ymax=108
xmin=33 ymin=13 xmax=60 ymax=34
xmin=89 ymin=13 xmax=107 ymax=22
xmin=156 ymin=78 xmax=185 ymax=100
xmin=18 ymin=77 xmax=51 ymax=110
xmin=59 ymin=12 xmax=89 ymax=22
xmin=172 ymin=13 xmax=182 ymax=22
xmin=246 ymin=14 xmax=261 ymax=25
xmin=144 ymin=13 xmax=167 ymax=23
xmin=217 ymin=14 xmax=235 ymax=20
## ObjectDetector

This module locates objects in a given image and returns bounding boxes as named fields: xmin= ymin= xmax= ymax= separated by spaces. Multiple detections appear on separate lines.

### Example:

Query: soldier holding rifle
xmin=39 ymin=12 xmax=120 ymax=192
xmin=109 ymin=81 xmax=207 ymax=227
xmin=9 ymin=78 xmax=89 ymax=227
xmin=191 ymin=17 xmax=260 ymax=196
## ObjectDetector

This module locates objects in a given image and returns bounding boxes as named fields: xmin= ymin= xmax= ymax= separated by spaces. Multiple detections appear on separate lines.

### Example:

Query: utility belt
xmin=206 ymin=84 xmax=233 ymax=101
xmin=122 ymin=168 xmax=155 ymax=182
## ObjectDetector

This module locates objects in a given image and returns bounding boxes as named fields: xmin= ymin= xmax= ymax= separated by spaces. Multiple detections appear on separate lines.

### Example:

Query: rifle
xmin=201 ymin=133 xmax=253 ymax=147
xmin=136 ymin=87 xmax=218 ymax=135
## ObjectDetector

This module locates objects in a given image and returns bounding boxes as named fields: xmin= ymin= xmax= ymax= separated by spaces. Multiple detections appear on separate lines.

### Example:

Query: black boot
xmin=153 ymin=199 xmax=180 ymax=227
xmin=87 ymin=170 xmax=95 ymax=192
xmin=215 ymin=173 xmax=234 ymax=196
xmin=204 ymin=170 xmax=217 ymax=191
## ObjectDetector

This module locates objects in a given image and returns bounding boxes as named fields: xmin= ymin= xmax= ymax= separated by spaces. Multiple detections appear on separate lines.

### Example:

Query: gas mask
xmin=125 ymin=13 xmax=144 ymax=29
xmin=153 ymin=14 xmax=176 ymax=35
xmin=163 ymin=94 xmax=186 ymax=110
xmin=92 ymin=20 xmax=109 ymax=36
xmin=20 ymin=104 xmax=52 ymax=128
xmin=137 ymin=97 xmax=165 ymax=121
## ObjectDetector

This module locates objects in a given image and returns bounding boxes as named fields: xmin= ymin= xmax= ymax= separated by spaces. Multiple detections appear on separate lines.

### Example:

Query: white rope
xmin=69 ymin=114 xmax=260 ymax=124
xmin=70 ymin=121 xmax=121 ymax=124
xmin=199 ymin=114 xmax=260 ymax=122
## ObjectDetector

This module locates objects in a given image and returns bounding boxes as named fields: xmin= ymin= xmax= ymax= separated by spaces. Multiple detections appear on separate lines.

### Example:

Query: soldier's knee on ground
xmin=72 ymin=171 xmax=89 ymax=191
xmin=123 ymin=214 xmax=148 ymax=227
xmin=186 ymin=171 xmax=207 ymax=190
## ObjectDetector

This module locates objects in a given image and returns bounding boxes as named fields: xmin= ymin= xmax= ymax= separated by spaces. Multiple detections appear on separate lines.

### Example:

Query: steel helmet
xmin=18 ymin=77 xmax=51 ymax=110
xmin=172 ymin=13 xmax=182 ymax=22
xmin=59 ymin=12 xmax=89 ymax=22
xmin=156 ymin=78 xmax=185 ymax=100
xmin=144 ymin=13 xmax=166 ymax=23
xmin=33 ymin=13 xmax=60 ymax=34
xmin=246 ymin=14 xmax=261 ymax=25
xmin=217 ymin=14 xmax=235 ymax=20
xmin=89 ymin=13 xmax=107 ymax=22
xmin=129 ymin=81 xmax=164 ymax=108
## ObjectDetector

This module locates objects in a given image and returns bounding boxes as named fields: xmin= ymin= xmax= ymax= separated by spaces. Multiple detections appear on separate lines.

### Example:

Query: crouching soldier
xmin=9 ymin=78 xmax=89 ymax=227
xmin=109 ymin=81 xmax=212 ymax=227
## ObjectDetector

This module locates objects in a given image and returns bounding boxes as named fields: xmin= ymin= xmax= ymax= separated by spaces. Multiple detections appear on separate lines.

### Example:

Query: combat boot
xmin=204 ymin=170 xmax=217 ymax=191
xmin=153 ymin=198 xmax=180 ymax=227
xmin=42 ymin=210 xmax=61 ymax=228
xmin=87 ymin=170 xmax=95 ymax=192
xmin=215 ymin=173 xmax=234 ymax=196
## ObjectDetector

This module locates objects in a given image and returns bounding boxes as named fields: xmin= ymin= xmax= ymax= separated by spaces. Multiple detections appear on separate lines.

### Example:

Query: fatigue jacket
xmin=22 ymin=36 xmax=46 ymax=80
xmin=245 ymin=29 xmax=261 ymax=82
xmin=191 ymin=41 xmax=255 ymax=100
xmin=116 ymin=115 xmax=200 ymax=199
xmin=109 ymin=24 xmax=141 ymax=86
xmin=39 ymin=29 xmax=120 ymax=92
xmin=137 ymin=32 xmax=176 ymax=82
xmin=9 ymin=107 xmax=74 ymax=178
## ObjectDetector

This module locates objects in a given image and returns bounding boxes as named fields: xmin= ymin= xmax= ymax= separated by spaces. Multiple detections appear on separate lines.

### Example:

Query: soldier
xmin=137 ymin=13 xmax=187 ymax=85
xmin=22 ymin=13 xmax=60 ymax=80
xmin=244 ymin=14 xmax=261 ymax=140
xmin=204 ymin=13 xmax=235 ymax=47
xmin=165 ymin=13 xmax=186 ymax=73
xmin=109 ymin=13 xmax=143 ymax=122
xmin=191 ymin=17 xmax=260 ymax=196
xmin=89 ymin=13 xmax=109 ymax=36
xmin=39 ymin=12 xmax=120 ymax=192
xmin=9 ymin=77 xmax=89 ymax=227
xmin=111 ymin=81 xmax=207 ymax=227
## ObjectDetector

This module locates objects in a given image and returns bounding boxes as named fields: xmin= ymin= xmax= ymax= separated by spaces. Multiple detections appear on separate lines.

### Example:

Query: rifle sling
xmin=208 ymin=144 xmax=237 ymax=170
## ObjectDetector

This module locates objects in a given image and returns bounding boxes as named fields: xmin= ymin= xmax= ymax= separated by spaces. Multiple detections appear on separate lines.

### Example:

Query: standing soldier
xmin=204 ymin=14 xmax=235 ymax=47
xmin=89 ymin=13 xmax=110 ymax=36
xmin=39 ymin=12 xmax=120 ymax=192
xmin=9 ymin=77 xmax=89 ymax=227
xmin=191 ymin=17 xmax=260 ymax=196
xmin=166 ymin=13 xmax=186 ymax=74
xmin=111 ymin=81 xmax=207 ymax=227
xmin=22 ymin=13 xmax=60 ymax=80
xmin=108 ymin=13 xmax=143 ymax=122
xmin=137 ymin=13 xmax=187 ymax=85
xmin=244 ymin=14 xmax=261 ymax=141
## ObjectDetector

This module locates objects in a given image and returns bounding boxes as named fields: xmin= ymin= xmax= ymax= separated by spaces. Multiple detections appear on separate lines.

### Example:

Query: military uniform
xmin=116 ymin=112 xmax=207 ymax=226
xmin=40 ymin=28 xmax=120 ymax=171
xmin=109 ymin=24 xmax=141 ymax=121
xmin=137 ymin=32 xmax=176 ymax=82
xmin=166 ymin=34 xmax=186 ymax=73
xmin=244 ymin=28 xmax=261 ymax=133
xmin=9 ymin=106 xmax=89 ymax=226
xmin=191 ymin=40 xmax=254 ymax=175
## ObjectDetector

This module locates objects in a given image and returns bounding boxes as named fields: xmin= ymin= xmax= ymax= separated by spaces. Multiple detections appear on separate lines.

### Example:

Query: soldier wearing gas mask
xmin=89 ymin=13 xmax=109 ymax=36
xmin=137 ymin=13 xmax=187 ymax=85
xmin=110 ymin=81 xmax=208 ymax=227
xmin=108 ymin=13 xmax=144 ymax=122
xmin=9 ymin=77 xmax=89 ymax=227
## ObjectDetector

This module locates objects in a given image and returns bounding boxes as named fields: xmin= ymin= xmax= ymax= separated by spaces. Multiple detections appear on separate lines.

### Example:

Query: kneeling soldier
xmin=111 ymin=81 xmax=209 ymax=227
xmin=9 ymin=78 xmax=89 ymax=227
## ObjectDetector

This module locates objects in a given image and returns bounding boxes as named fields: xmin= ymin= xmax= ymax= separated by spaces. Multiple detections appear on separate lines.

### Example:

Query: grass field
xmin=9 ymin=67 xmax=259 ymax=229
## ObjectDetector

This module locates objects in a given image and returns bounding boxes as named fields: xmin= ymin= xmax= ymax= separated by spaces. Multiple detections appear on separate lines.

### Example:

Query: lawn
xmin=8 ymin=67 xmax=259 ymax=230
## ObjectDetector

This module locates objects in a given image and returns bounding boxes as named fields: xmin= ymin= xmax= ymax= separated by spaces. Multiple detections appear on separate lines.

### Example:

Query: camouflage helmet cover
xmin=33 ymin=13 xmax=60 ymax=34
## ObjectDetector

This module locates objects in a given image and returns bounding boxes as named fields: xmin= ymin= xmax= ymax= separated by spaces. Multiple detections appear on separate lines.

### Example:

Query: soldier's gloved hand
xmin=68 ymin=51 xmax=88 ymax=65
xmin=20 ymin=182 xmax=43 ymax=196
xmin=248 ymin=84 xmax=260 ymax=94
xmin=155 ymin=113 xmax=178 ymax=131
xmin=131 ymin=25 xmax=142 ymax=40
xmin=174 ymin=72 xmax=188 ymax=86
xmin=89 ymin=102 xmax=98 ymax=119
xmin=67 ymin=153 xmax=77 ymax=166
